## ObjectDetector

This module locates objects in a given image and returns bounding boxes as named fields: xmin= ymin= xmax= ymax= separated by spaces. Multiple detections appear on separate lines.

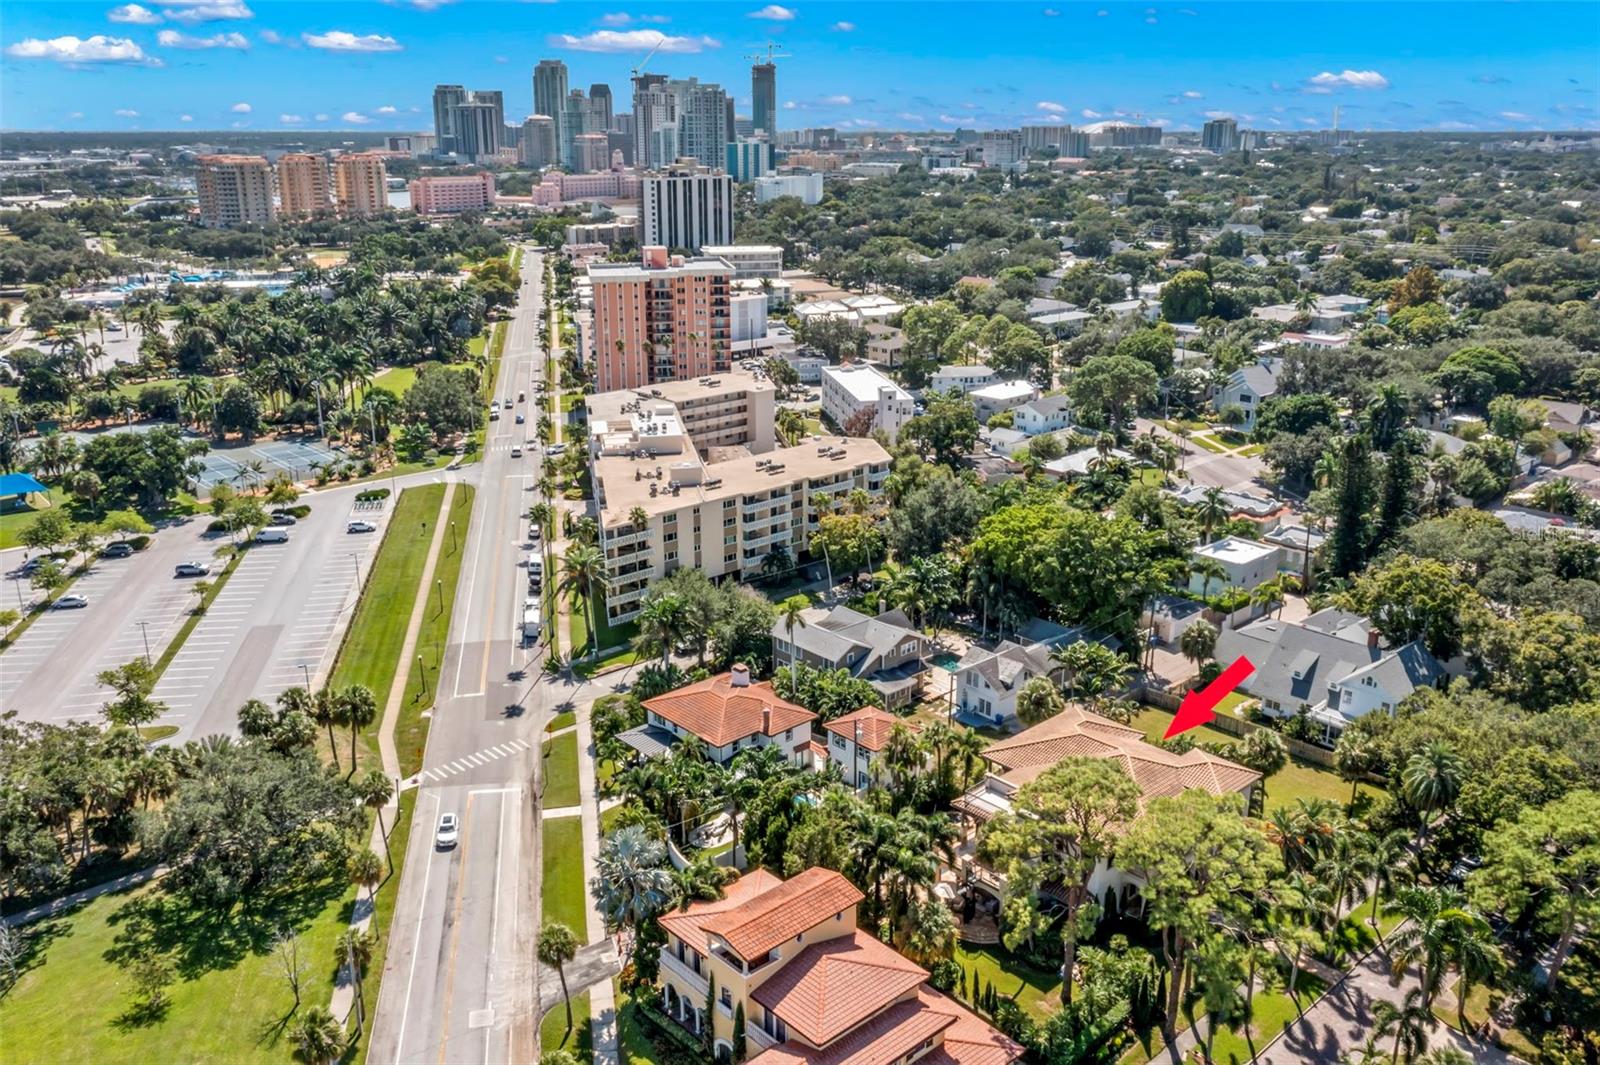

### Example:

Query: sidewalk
xmin=329 ymin=478 xmax=457 ymax=1028
xmin=2 ymin=864 xmax=167 ymax=927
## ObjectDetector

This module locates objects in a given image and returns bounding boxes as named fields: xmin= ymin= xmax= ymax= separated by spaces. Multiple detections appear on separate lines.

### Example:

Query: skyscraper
xmin=726 ymin=139 xmax=775 ymax=183
xmin=275 ymin=153 xmax=330 ymax=219
xmin=1201 ymin=118 xmax=1239 ymax=152
xmin=473 ymin=89 xmax=505 ymax=133
xmin=452 ymin=100 xmax=502 ymax=162
xmin=196 ymin=154 xmax=275 ymax=227
xmin=668 ymin=78 xmax=729 ymax=169
xmin=589 ymin=83 xmax=613 ymax=130
xmin=519 ymin=115 xmax=557 ymax=168
xmin=632 ymin=72 xmax=674 ymax=169
xmin=574 ymin=134 xmax=610 ymax=173
xmin=534 ymin=59 xmax=569 ymax=165
xmin=751 ymin=61 xmax=776 ymax=137
xmin=334 ymin=152 xmax=389 ymax=218
xmin=432 ymin=84 xmax=467 ymax=154
xmin=641 ymin=163 xmax=734 ymax=252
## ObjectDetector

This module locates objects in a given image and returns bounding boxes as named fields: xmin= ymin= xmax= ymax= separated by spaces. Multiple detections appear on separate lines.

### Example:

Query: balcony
xmin=747 ymin=1024 xmax=780 ymax=1052
xmin=659 ymin=949 xmax=709 ymax=996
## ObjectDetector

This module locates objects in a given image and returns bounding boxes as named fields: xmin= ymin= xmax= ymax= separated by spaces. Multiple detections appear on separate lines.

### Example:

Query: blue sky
xmin=3 ymin=2 xmax=1597 ymax=133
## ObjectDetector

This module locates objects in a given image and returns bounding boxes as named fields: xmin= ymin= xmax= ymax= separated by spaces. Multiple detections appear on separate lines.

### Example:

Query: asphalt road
xmin=368 ymin=248 xmax=551 ymax=1065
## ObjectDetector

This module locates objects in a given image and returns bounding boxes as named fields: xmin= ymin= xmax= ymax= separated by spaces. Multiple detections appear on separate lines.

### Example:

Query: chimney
xmin=730 ymin=663 xmax=751 ymax=687
xmin=1366 ymin=628 xmax=1379 ymax=650
xmin=762 ymin=705 xmax=771 ymax=733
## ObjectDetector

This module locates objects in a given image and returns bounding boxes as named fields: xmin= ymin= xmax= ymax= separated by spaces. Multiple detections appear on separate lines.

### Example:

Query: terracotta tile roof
xmin=981 ymin=704 xmax=1260 ymax=806
xmin=747 ymin=987 xmax=1022 ymax=1065
xmin=809 ymin=739 xmax=829 ymax=760
xmin=659 ymin=869 xmax=785 ymax=950
xmin=823 ymin=706 xmax=919 ymax=753
xmin=752 ymin=929 xmax=928 ymax=1045
xmin=701 ymin=867 xmax=864 ymax=963
xmin=643 ymin=671 xmax=816 ymax=747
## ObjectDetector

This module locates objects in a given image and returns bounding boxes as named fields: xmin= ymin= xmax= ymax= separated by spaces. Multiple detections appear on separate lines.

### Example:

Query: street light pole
xmin=415 ymin=653 xmax=429 ymax=697
xmin=138 ymin=620 xmax=152 ymax=666
xmin=300 ymin=662 xmax=311 ymax=690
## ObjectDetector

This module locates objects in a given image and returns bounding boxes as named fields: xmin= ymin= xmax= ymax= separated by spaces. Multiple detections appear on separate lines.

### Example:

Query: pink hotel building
xmin=408 ymin=172 xmax=497 ymax=215
xmin=588 ymin=245 xmax=733 ymax=392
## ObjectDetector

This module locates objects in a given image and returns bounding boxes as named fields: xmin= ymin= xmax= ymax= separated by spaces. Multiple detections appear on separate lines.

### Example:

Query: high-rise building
xmin=667 ymin=78 xmax=729 ymax=169
xmin=473 ymin=89 xmax=505 ymax=138
xmin=1061 ymin=131 xmax=1091 ymax=157
xmin=606 ymin=129 xmax=634 ymax=166
xmin=534 ymin=59 xmax=568 ymax=139
xmin=587 ymin=245 xmax=733 ymax=392
xmin=641 ymin=164 xmax=734 ymax=253
xmin=1106 ymin=124 xmax=1163 ymax=147
xmin=275 ymin=153 xmax=330 ymax=219
xmin=589 ymin=82 xmax=613 ymax=129
xmin=334 ymin=152 xmax=388 ymax=218
xmin=1201 ymin=118 xmax=1239 ymax=152
xmin=1020 ymin=124 xmax=1074 ymax=151
xmin=632 ymin=72 xmax=674 ymax=169
xmin=726 ymin=138 xmax=775 ymax=183
xmin=387 ymin=133 xmax=438 ymax=156
xmin=980 ymin=130 xmax=1024 ymax=171
xmin=432 ymin=84 xmax=467 ymax=154
xmin=196 ymin=154 xmax=275 ymax=227
xmin=409 ymin=172 xmax=496 ymax=215
xmin=734 ymin=115 xmax=755 ymax=139
xmin=573 ymin=133 xmax=610 ymax=173
xmin=451 ymin=99 xmax=503 ymax=162
xmin=751 ymin=61 xmax=776 ymax=137
xmin=725 ymin=96 xmax=737 ymax=152
xmin=754 ymin=172 xmax=824 ymax=205
xmin=519 ymin=115 xmax=558 ymax=168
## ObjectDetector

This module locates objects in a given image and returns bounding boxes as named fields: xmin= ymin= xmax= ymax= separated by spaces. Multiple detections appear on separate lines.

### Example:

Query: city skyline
xmin=3 ymin=1 xmax=1597 ymax=134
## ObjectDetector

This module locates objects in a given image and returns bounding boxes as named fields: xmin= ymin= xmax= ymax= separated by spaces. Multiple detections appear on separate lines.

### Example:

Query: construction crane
xmin=631 ymin=34 xmax=665 ymax=79
xmin=745 ymin=41 xmax=792 ymax=66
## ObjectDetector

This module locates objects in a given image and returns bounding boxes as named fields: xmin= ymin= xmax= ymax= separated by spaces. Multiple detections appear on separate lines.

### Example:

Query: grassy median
xmin=394 ymin=484 xmax=474 ymax=778
xmin=541 ymin=815 xmax=589 ymax=945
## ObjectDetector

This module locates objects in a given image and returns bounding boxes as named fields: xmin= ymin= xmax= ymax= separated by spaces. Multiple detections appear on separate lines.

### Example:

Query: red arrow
xmin=1165 ymin=655 xmax=1256 ymax=740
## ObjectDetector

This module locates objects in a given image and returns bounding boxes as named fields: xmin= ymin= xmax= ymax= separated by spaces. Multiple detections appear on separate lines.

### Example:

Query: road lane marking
xmin=394 ymin=789 xmax=441 ymax=1061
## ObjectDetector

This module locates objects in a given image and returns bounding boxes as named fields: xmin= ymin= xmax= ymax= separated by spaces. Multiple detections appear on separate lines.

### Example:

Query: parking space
xmin=49 ymin=578 xmax=196 ymax=723
xmin=256 ymin=547 xmax=372 ymax=703
xmin=0 ymin=562 xmax=137 ymax=710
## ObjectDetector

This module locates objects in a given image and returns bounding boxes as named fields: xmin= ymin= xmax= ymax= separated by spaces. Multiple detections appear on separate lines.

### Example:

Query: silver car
xmin=436 ymin=813 xmax=460 ymax=849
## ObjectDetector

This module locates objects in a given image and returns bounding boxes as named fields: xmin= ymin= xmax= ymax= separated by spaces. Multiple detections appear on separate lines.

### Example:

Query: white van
xmin=255 ymin=527 xmax=289 ymax=543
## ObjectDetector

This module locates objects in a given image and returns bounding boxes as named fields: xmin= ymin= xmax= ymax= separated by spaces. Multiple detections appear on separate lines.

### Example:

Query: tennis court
xmin=191 ymin=437 xmax=344 ymax=491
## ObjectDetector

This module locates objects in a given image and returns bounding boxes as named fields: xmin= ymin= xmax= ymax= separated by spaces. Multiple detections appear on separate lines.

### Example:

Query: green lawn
xmin=541 ymin=815 xmax=590 ymax=944
xmin=327 ymin=484 xmax=446 ymax=779
xmin=567 ymin=589 xmax=639 ymax=660
xmin=1121 ymin=974 xmax=1328 ymax=1065
xmin=546 ymin=710 xmax=576 ymax=732
xmin=540 ymin=989 xmax=592 ymax=1056
xmin=0 ymin=488 xmax=70 ymax=549
xmin=953 ymin=943 xmax=1063 ymax=1023
xmin=0 ymin=877 xmax=355 ymax=1063
xmin=615 ymin=982 xmax=663 ymax=1065
xmin=395 ymin=485 xmax=475 ymax=777
xmin=541 ymin=731 xmax=581 ymax=809
xmin=1129 ymin=708 xmax=1377 ymax=811
xmin=1189 ymin=432 xmax=1231 ymax=455
xmin=371 ymin=365 xmax=417 ymax=397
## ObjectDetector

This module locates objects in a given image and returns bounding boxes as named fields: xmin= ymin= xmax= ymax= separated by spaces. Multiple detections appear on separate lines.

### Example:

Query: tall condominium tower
xmin=519 ymin=115 xmax=558 ymax=168
xmin=641 ymin=163 xmax=734 ymax=253
xmin=751 ymin=61 xmax=776 ymax=137
xmin=452 ymin=100 xmax=503 ymax=162
xmin=631 ymin=72 xmax=674 ymax=169
xmin=668 ymin=78 xmax=729 ymax=169
xmin=196 ymin=154 xmax=275 ymax=227
xmin=275 ymin=153 xmax=330 ymax=219
xmin=334 ymin=152 xmax=389 ymax=218
xmin=534 ymin=60 xmax=569 ymax=163
xmin=589 ymin=83 xmax=613 ymax=130
xmin=588 ymin=246 xmax=733 ymax=391
xmin=432 ymin=84 xmax=467 ymax=154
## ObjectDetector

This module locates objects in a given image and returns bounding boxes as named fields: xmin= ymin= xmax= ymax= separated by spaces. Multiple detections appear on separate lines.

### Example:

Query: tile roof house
xmin=655 ymin=867 xmax=1021 ymax=1065
xmin=1213 ymin=607 xmax=1446 ymax=738
xmin=628 ymin=665 xmax=818 ymax=766
xmin=950 ymin=704 xmax=1260 ymax=919
xmin=772 ymin=605 xmax=929 ymax=708
xmin=823 ymin=706 xmax=921 ymax=791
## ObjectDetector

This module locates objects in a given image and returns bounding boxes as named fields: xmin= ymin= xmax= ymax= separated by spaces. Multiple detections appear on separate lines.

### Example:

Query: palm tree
xmin=305 ymin=688 xmax=340 ymax=774
xmin=1197 ymin=487 xmax=1229 ymax=542
xmin=1362 ymin=828 xmax=1412 ymax=935
xmin=1388 ymin=886 xmax=1484 ymax=1008
xmin=1401 ymin=741 xmax=1463 ymax=849
xmin=561 ymin=543 xmax=607 ymax=660
xmin=1179 ymin=618 xmax=1219 ymax=672
xmin=349 ymin=848 xmax=384 ymax=906
xmin=292 ymin=1006 xmax=346 ymax=1064
xmin=537 ymin=922 xmax=581 ymax=1034
xmin=335 ymin=928 xmax=375 ymax=1034
xmin=1192 ymin=557 xmax=1228 ymax=600
xmin=634 ymin=593 xmax=687 ymax=670
xmin=777 ymin=594 xmax=809 ymax=670
xmin=590 ymin=825 xmax=675 ymax=954
xmin=1373 ymin=987 xmax=1435 ymax=1065
xmin=357 ymin=768 xmax=396 ymax=870
xmin=339 ymin=685 xmax=377 ymax=779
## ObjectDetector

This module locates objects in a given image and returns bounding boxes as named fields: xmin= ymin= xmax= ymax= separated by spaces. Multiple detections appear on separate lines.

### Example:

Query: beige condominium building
xmin=586 ymin=370 xmax=890 ymax=624
xmin=275 ymin=153 xmax=331 ymax=220
xmin=196 ymin=154 xmax=275 ymax=227
xmin=588 ymin=245 xmax=733 ymax=393
xmin=334 ymin=152 xmax=390 ymax=218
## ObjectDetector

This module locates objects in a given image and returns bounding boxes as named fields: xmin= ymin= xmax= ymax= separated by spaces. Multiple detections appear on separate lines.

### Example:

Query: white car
xmin=436 ymin=813 xmax=460 ymax=849
xmin=347 ymin=520 xmax=377 ymax=534
xmin=174 ymin=562 xmax=211 ymax=577
xmin=510 ymin=445 xmax=523 ymax=458
xmin=52 ymin=594 xmax=90 ymax=610
xmin=544 ymin=443 xmax=566 ymax=456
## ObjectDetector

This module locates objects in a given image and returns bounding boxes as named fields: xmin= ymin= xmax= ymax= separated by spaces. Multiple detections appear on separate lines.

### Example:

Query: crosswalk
xmin=409 ymin=737 xmax=533 ymax=787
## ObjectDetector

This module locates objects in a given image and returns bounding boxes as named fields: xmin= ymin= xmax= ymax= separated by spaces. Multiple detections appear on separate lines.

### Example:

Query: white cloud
xmin=599 ymin=11 xmax=632 ymax=25
xmin=314 ymin=113 xmax=329 ymax=121
xmin=1436 ymin=120 xmax=1476 ymax=131
xmin=1096 ymin=8 xmax=1108 ymax=13
xmin=158 ymin=29 xmax=249 ymax=48
xmin=820 ymin=94 xmax=852 ymax=106
xmin=546 ymin=29 xmax=717 ymax=53
xmin=230 ymin=101 xmax=251 ymax=112
xmin=937 ymin=114 xmax=964 ymax=125
xmin=639 ymin=14 xmax=671 ymax=23
xmin=1081 ymin=108 xmax=1102 ymax=119
xmin=342 ymin=111 xmax=372 ymax=124
xmin=1305 ymin=69 xmax=1390 ymax=93
xmin=1043 ymin=7 xmax=1060 ymax=14
xmin=782 ymin=100 xmax=798 ymax=110
xmin=1499 ymin=111 xmax=1534 ymax=122
xmin=108 ymin=4 xmax=162 ymax=24
xmin=280 ymin=113 xmax=303 ymax=123
xmin=748 ymin=5 xmax=795 ymax=20
xmin=258 ymin=28 xmax=283 ymax=44
xmin=376 ymin=104 xmax=398 ymax=114
xmin=6 ymin=34 xmax=155 ymax=64
xmin=1203 ymin=110 xmax=1235 ymax=120
xmin=161 ymin=1 xmax=253 ymax=23
xmin=1036 ymin=100 xmax=1066 ymax=113
xmin=1039 ymin=114 xmax=1063 ymax=123
xmin=70 ymin=111 xmax=85 ymax=119
xmin=896 ymin=112 xmax=922 ymax=122
xmin=1145 ymin=16 xmax=1157 ymax=23
xmin=303 ymin=30 xmax=402 ymax=52
xmin=1182 ymin=90 xmax=1202 ymax=99
xmin=831 ymin=20 xmax=854 ymax=31
xmin=115 ymin=108 xmax=139 ymax=116
xmin=178 ymin=113 xmax=192 ymax=121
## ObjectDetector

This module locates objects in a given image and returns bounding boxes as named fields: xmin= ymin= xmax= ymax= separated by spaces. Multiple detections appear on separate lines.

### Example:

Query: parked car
xmin=101 ymin=542 xmax=135 ymax=558
xmin=175 ymin=562 xmax=212 ymax=577
xmin=255 ymin=528 xmax=289 ymax=543
xmin=52 ymin=594 xmax=90 ymax=610
xmin=17 ymin=556 xmax=48 ymax=575
xmin=269 ymin=512 xmax=297 ymax=526
xmin=544 ymin=443 xmax=566 ymax=456
xmin=347 ymin=520 xmax=378 ymax=534
xmin=490 ymin=410 xmax=500 ymax=421
xmin=436 ymin=813 xmax=460 ymax=849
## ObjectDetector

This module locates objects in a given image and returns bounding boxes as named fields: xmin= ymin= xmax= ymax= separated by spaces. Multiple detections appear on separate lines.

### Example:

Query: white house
xmin=930 ymin=364 xmax=1000 ymax=395
xmin=822 ymin=706 xmax=920 ymax=791
xmin=1188 ymin=536 xmax=1282 ymax=597
xmin=863 ymin=323 xmax=906 ymax=367
xmin=821 ymin=363 xmax=916 ymax=441
xmin=1215 ymin=358 xmax=1282 ymax=432
xmin=969 ymin=380 xmax=1040 ymax=422
xmin=1013 ymin=395 xmax=1074 ymax=436
xmin=952 ymin=640 xmax=1059 ymax=729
